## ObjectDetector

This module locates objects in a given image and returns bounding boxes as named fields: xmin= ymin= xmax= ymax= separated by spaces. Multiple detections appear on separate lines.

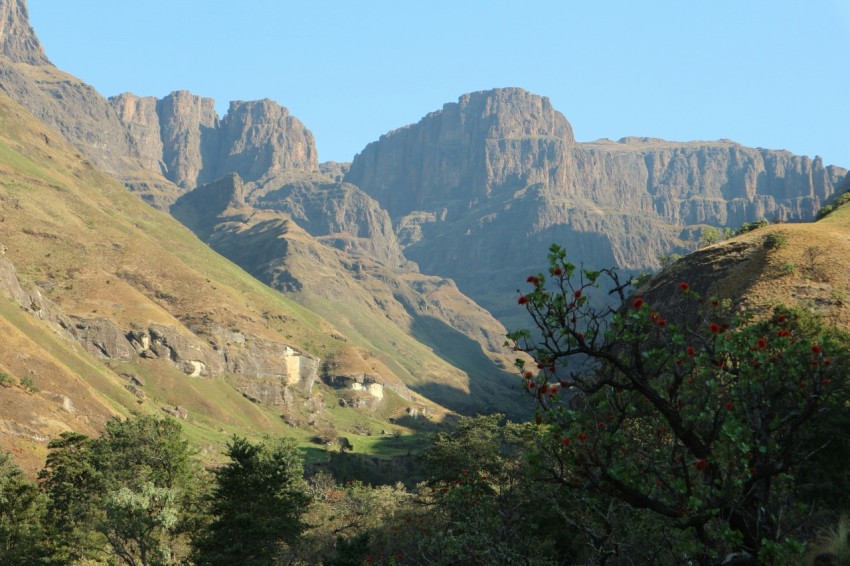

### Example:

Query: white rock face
xmin=186 ymin=360 xmax=205 ymax=377
xmin=366 ymin=383 xmax=384 ymax=399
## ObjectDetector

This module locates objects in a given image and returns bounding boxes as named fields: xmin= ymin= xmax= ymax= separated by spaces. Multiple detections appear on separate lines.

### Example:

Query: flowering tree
xmin=508 ymin=244 xmax=850 ymax=563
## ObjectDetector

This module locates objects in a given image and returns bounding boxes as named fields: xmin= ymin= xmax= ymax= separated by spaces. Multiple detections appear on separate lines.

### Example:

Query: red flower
xmin=576 ymin=332 xmax=585 ymax=343
xmin=679 ymin=282 xmax=689 ymax=291
xmin=632 ymin=297 xmax=644 ymax=310
xmin=709 ymin=322 xmax=722 ymax=334
xmin=686 ymin=346 xmax=697 ymax=357
xmin=712 ymin=299 xmax=721 ymax=307
xmin=811 ymin=344 xmax=821 ymax=355
xmin=822 ymin=378 xmax=831 ymax=386
xmin=538 ymin=384 xmax=548 ymax=395
xmin=724 ymin=401 xmax=734 ymax=410
xmin=526 ymin=275 xmax=541 ymax=286
xmin=574 ymin=289 xmax=582 ymax=299
xmin=517 ymin=295 xmax=529 ymax=305
xmin=548 ymin=385 xmax=558 ymax=396
xmin=522 ymin=370 xmax=533 ymax=380
xmin=777 ymin=329 xmax=791 ymax=337
xmin=755 ymin=337 xmax=768 ymax=351
xmin=561 ymin=437 xmax=572 ymax=446
xmin=656 ymin=318 xmax=667 ymax=328
xmin=695 ymin=458 xmax=708 ymax=472
xmin=552 ymin=267 xmax=563 ymax=276
xmin=776 ymin=315 xmax=786 ymax=323
xmin=577 ymin=432 xmax=588 ymax=442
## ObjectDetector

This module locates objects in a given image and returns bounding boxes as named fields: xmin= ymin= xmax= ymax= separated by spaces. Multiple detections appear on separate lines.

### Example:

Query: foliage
xmin=192 ymin=436 xmax=310 ymax=565
xmin=735 ymin=220 xmax=769 ymax=235
xmin=39 ymin=416 xmax=205 ymax=565
xmin=0 ymin=451 xmax=48 ymax=565
xmin=815 ymin=189 xmax=850 ymax=220
xmin=764 ymin=232 xmax=789 ymax=249
xmin=300 ymin=473 xmax=417 ymax=564
xmin=103 ymin=482 xmax=179 ymax=566
xmin=19 ymin=375 xmax=38 ymax=393
xmin=509 ymin=244 xmax=850 ymax=563
xmin=0 ymin=372 xmax=14 ymax=387
xmin=38 ymin=432 xmax=103 ymax=562
xmin=413 ymin=414 xmax=579 ymax=564
xmin=700 ymin=226 xmax=722 ymax=246
xmin=658 ymin=253 xmax=683 ymax=270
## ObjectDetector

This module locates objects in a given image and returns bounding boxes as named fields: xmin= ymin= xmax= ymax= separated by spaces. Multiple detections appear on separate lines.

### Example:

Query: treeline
xmin=0 ymin=413 xmax=590 ymax=565
xmin=3 ymin=407 xmax=849 ymax=565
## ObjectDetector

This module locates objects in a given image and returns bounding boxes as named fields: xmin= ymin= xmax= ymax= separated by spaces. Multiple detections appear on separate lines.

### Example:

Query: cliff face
xmin=348 ymin=88 xmax=573 ymax=218
xmin=346 ymin=88 xmax=847 ymax=324
xmin=0 ymin=0 xmax=48 ymax=65
xmin=110 ymin=93 xmax=318 ymax=191
xmin=0 ymin=0 xmax=320 ymax=208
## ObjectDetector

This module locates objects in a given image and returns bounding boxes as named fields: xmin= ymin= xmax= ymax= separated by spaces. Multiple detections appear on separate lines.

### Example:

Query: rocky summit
xmin=0 ymin=0 xmax=47 ymax=65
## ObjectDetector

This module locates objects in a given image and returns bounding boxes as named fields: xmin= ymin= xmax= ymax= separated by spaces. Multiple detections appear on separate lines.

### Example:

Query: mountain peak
xmin=0 ymin=0 xmax=50 ymax=65
xmin=449 ymin=87 xmax=574 ymax=142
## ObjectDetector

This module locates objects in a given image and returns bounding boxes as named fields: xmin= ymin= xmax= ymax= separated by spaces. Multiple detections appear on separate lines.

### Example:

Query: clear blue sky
xmin=30 ymin=1 xmax=850 ymax=168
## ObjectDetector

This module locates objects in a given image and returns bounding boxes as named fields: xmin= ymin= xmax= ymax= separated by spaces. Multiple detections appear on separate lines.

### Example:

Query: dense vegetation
xmin=2 ymin=246 xmax=849 ymax=565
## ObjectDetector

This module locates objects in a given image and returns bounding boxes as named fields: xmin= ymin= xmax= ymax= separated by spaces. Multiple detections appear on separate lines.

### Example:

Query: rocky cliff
xmin=346 ymin=88 xmax=847 ymax=324
xmin=0 ymin=0 xmax=47 ymax=65
xmin=0 ymin=1 xmax=319 ymax=208
xmin=110 ymin=93 xmax=318 ymax=190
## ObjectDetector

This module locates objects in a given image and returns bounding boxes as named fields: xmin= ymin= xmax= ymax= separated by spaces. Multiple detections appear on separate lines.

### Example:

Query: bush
xmin=0 ymin=372 xmax=14 ymax=387
xmin=764 ymin=232 xmax=788 ymax=249
xmin=736 ymin=220 xmax=769 ymax=235
xmin=20 ymin=375 xmax=38 ymax=393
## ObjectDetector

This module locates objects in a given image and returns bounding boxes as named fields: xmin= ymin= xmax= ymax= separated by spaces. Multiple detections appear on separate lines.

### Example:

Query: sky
xmin=29 ymin=1 xmax=850 ymax=167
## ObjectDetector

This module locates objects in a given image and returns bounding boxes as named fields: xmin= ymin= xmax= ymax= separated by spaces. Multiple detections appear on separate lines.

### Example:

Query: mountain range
xmin=0 ymin=0 xmax=846 ymax=472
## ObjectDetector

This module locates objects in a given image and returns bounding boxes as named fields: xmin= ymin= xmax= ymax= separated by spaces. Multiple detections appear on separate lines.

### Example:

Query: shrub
xmin=0 ymin=372 xmax=14 ymax=387
xmin=20 ymin=375 xmax=38 ymax=393
xmin=764 ymin=233 xmax=788 ymax=249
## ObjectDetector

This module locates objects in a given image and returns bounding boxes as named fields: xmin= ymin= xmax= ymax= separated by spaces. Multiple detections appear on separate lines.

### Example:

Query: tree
xmin=38 ymin=432 xmax=104 ymax=563
xmin=39 ymin=416 xmax=204 ymax=565
xmin=0 ymin=452 xmax=47 ymax=565
xmin=417 ymin=415 xmax=578 ymax=564
xmin=700 ymin=226 xmax=722 ymax=246
xmin=509 ymin=244 xmax=850 ymax=563
xmin=103 ymin=483 xmax=179 ymax=566
xmin=193 ymin=436 xmax=310 ymax=565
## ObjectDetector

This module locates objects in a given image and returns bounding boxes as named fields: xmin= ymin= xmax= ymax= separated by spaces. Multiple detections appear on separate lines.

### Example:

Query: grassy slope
xmin=0 ymin=93 xmax=444 ymax=473
xmin=642 ymin=198 xmax=850 ymax=330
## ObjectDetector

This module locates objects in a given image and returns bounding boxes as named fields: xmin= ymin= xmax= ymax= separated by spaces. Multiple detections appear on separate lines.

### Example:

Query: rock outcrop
xmin=0 ymin=0 xmax=48 ymax=65
xmin=0 ymin=252 xmax=318 ymax=404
